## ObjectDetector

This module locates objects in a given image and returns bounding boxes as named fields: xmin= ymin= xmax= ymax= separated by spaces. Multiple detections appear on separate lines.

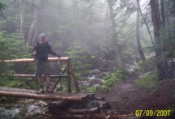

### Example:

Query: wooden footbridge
xmin=0 ymin=57 xmax=90 ymax=101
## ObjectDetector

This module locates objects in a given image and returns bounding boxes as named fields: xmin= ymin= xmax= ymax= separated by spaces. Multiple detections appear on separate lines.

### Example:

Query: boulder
xmin=89 ymin=69 xmax=102 ymax=76
xmin=139 ymin=71 xmax=151 ymax=79
xmin=78 ymin=81 xmax=90 ymax=87
xmin=48 ymin=95 xmax=111 ymax=115
xmin=89 ymin=78 xmax=104 ymax=86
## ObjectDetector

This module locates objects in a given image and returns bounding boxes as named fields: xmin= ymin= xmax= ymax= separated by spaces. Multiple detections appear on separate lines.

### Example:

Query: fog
xmin=0 ymin=0 xmax=152 ymax=69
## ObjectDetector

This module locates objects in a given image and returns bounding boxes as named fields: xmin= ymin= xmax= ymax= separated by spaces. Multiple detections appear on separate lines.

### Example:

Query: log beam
xmin=0 ymin=87 xmax=88 ymax=101
xmin=14 ymin=74 xmax=68 ymax=78
xmin=0 ymin=57 xmax=69 ymax=63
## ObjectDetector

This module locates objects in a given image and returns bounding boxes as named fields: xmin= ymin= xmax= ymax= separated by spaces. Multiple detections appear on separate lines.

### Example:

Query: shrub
xmin=66 ymin=42 xmax=92 ymax=79
xmin=102 ymin=69 xmax=127 ymax=90
xmin=0 ymin=31 xmax=37 ymax=94
xmin=135 ymin=71 xmax=158 ymax=89
xmin=139 ymin=57 xmax=156 ymax=71
xmin=85 ymin=87 xmax=96 ymax=93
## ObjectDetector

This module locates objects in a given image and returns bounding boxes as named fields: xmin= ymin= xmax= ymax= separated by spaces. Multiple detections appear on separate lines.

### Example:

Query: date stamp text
xmin=135 ymin=110 xmax=171 ymax=117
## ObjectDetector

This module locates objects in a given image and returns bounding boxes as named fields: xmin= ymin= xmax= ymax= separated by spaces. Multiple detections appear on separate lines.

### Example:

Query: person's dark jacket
xmin=32 ymin=42 xmax=60 ymax=62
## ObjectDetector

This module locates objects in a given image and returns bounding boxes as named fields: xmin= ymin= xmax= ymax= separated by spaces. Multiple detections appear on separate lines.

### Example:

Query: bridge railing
xmin=0 ymin=57 xmax=79 ymax=93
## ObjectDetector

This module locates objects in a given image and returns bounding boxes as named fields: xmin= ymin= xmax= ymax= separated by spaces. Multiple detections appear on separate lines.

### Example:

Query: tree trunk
xmin=107 ymin=0 xmax=123 ymax=68
xmin=150 ymin=0 xmax=167 ymax=79
xmin=173 ymin=0 xmax=175 ymax=16
xmin=19 ymin=0 xmax=25 ymax=41
xmin=136 ymin=0 xmax=146 ymax=62
xmin=150 ymin=0 xmax=162 ymax=55
xmin=27 ymin=8 xmax=38 ymax=44
xmin=161 ymin=0 xmax=165 ymax=28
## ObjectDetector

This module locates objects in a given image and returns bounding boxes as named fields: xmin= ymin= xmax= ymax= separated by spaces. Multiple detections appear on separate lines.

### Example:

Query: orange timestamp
xmin=135 ymin=110 xmax=171 ymax=117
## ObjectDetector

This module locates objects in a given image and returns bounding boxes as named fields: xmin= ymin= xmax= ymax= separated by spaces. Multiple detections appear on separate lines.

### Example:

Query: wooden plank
xmin=68 ymin=60 xmax=80 ymax=93
xmin=0 ymin=57 xmax=69 ymax=63
xmin=14 ymin=74 xmax=68 ymax=78
xmin=0 ymin=87 xmax=89 ymax=101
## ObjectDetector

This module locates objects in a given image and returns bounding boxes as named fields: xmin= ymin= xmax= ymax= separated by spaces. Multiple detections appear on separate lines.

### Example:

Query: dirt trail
xmin=97 ymin=74 xmax=175 ymax=112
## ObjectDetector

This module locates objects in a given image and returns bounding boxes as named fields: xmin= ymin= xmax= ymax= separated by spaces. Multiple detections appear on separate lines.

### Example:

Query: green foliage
xmin=24 ymin=79 xmax=37 ymax=89
xmin=0 ymin=31 xmax=31 ymax=74
xmin=169 ymin=107 xmax=175 ymax=116
xmin=85 ymin=87 xmax=96 ymax=93
xmin=66 ymin=42 xmax=92 ymax=79
xmin=0 ymin=73 xmax=21 ymax=87
xmin=7 ymin=80 xmax=22 ymax=87
xmin=102 ymin=69 xmax=127 ymax=90
xmin=139 ymin=56 xmax=156 ymax=71
xmin=0 ymin=31 xmax=31 ymax=59
xmin=160 ymin=22 xmax=175 ymax=59
xmin=0 ymin=31 xmax=34 ymax=90
xmin=0 ymin=2 xmax=6 ymax=10
xmin=0 ymin=96 xmax=18 ymax=103
xmin=0 ymin=72 xmax=23 ymax=102
xmin=135 ymin=71 xmax=158 ymax=89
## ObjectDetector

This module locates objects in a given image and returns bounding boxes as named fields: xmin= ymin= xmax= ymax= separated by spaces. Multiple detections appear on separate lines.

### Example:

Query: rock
xmin=98 ymin=101 xmax=111 ymax=109
xmin=78 ymin=81 xmax=90 ymax=87
xmin=89 ymin=78 xmax=104 ymax=85
xmin=95 ymin=96 xmax=105 ymax=101
xmin=91 ymin=85 xmax=104 ymax=93
xmin=0 ymin=108 xmax=21 ymax=119
xmin=89 ymin=69 xmax=102 ymax=76
xmin=86 ymin=100 xmax=99 ymax=108
xmin=102 ymin=72 xmax=110 ymax=77
xmin=94 ymin=74 xmax=103 ymax=79
xmin=92 ymin=84 xmax=101 ymax=90
xmin=0 ymin=107 xmax=5 ymax=111
xmin=10 ymin=108 xmax=20 ymax=118
xmin=48 ymin=95 xmax=111 ymax=116
xmin=37 ymin=101 xmax=47 ymax=106
xmin=86 ymin=100 xmax=111 ymax=109
xmin=139 ymin=71 xmax=151 ymax=79
xmin=26 ymin=104 xmax=43 ymax=116
xmin=48 ymin=100 xmax=68 ymax=110
xmin=127 ymin=64 xmax=140 ymax=74
xmin=49 ymin=82 xmax=63 ymax=92
xmin=54 ymin=84 xmax=63 ymax=91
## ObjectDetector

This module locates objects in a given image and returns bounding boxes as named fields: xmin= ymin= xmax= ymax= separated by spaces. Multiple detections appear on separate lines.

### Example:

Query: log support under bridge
xmin=0 ymin=87 xmax=89 ymax=101
xmin=0 ymin=57 xmax=80 ymax=100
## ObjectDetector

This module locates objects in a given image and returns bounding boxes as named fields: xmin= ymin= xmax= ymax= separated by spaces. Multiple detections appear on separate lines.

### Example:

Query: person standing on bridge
xmin=32 ymin=33 xmax=61 ymax=93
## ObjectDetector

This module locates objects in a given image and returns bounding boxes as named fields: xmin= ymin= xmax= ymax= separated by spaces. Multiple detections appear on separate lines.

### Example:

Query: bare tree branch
xmin=0 ymin=2 xmax=7 ymax=20
xmin=138 ymin=0 xmax=154 ymax=46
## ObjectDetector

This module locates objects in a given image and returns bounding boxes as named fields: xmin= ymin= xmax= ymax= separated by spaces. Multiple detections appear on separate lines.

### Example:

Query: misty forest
xmin=0 ymin=0 xmax=175 ymax=119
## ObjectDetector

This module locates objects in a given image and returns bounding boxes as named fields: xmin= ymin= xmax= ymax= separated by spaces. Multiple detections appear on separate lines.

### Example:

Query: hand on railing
xmin=56 ymin=52 xmax=61 ymax=58
xmin=32 ymin=51 xmax=36 ymax=56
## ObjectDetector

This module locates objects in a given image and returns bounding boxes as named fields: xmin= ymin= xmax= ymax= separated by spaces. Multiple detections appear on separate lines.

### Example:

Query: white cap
xmin=39 ymin=33 xmax=45 ymax=38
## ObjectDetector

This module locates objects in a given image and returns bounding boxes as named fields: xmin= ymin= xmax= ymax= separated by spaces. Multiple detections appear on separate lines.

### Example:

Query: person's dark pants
xmin=35 ymin=61 xmax=52 ymax=93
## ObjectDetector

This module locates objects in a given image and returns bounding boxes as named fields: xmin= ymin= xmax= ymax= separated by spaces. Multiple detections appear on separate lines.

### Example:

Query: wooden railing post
xmin=69 ymin=59 xmax=80 ymax=93
xmin=67 ymin=59 xmax=72 ymax=93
